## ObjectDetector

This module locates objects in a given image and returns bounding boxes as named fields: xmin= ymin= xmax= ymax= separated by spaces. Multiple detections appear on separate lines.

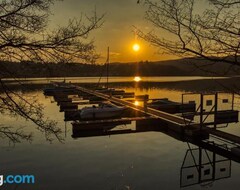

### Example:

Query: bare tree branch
xmin=0 ymin=0 xmax=104 ymax=144
xmin=0 ymin=0 xmax=104 ymax=63
xmin=138 ymin=0 xmax=240 ymax=66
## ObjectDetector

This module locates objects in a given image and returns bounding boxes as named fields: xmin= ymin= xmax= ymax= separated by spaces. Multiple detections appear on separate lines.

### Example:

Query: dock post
xmin=181 ymin=94 xmax=184 ymax=105
xmin=232 ymin=93 xmax=235 ymax=111
xmin=200 ymin=94 xmax=204 ymax=130
xmin=144 ymin=95 xmax=148 ymax=112
xmin=214 ymin=93 xmax=218 ymax=129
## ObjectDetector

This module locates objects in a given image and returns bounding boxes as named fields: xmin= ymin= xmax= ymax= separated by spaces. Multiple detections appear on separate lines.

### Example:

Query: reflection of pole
xmin=65 ymin=122 xmax=67 ymax=138
xmin=198 ymin=148 xmax=202 ymax=184
xmin=212 ymin=151 xmax=216 ymax=180
xmin=232 ymin=93 xmax=234 ymax=111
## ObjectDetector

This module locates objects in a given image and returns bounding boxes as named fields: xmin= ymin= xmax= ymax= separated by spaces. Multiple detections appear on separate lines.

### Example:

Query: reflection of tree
xmin=0 ymin=126 xmax=32 ymax=144
xmin=0 ymin=0 xmax=103 ymax=144
xmin=0 ymin=80 xmax=63 ymax=143
xmin=137 ymin=0 xmax=240 ymax=66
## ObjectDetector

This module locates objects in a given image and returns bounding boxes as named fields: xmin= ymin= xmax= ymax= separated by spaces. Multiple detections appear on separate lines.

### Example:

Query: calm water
xmin=1 ymin=77 xmax=240 ymax=190
xmin=2 ymin=76 xmax=227 ymax=84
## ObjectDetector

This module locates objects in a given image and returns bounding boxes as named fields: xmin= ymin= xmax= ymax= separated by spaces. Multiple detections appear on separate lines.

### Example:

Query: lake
xmin=1 ymin=76 xmax=240 ymax=190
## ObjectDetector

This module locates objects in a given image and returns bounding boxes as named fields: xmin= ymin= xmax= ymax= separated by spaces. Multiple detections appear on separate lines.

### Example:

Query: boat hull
xmin=80 ymin=107 xmax=125 ymax=119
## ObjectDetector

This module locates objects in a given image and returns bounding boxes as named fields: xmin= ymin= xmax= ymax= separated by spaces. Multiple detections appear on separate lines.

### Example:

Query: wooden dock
xmin=76 ymin=86 xmax=193 ymax=126
xmin=44 ymin=84 xmax=240 ymax=159
xmin=73 ymin=86 xmax=240 ymax=145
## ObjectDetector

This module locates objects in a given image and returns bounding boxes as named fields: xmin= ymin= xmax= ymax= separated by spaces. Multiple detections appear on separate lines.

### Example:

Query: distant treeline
xmin=0 ymin=59 xmax=239 ymax=78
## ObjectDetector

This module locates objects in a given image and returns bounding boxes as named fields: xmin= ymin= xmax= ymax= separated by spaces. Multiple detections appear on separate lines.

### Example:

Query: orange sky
xmin=50 ymin=0 xmax=191 ymax=63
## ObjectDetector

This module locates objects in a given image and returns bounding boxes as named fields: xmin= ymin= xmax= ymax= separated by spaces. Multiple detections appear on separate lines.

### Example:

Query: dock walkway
xmin=75 ymin=86 xmax=240 ymax=146
xmin=76 ymin=86 xmax=193 ymax=126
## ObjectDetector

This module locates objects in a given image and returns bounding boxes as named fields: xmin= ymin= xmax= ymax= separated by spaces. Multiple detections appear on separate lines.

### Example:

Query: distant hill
xmin=147 ymin=58 xmax=240 ymax=76
xmin=0 ymin=58 xmax=239 ymax=78
xmin=106 ymin=58 xmax=240 ymax=76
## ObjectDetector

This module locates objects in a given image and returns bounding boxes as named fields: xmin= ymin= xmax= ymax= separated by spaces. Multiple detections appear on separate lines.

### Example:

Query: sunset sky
xmin=51 ymin=0 xmax=182 ymax=63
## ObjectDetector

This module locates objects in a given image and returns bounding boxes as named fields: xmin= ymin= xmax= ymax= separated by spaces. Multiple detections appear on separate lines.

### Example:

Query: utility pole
xmin=106 ymin=47 xmax=109 ymax=89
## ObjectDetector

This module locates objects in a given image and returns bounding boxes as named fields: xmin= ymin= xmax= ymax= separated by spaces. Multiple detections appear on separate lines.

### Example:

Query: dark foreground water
xmin=1 ymin=77 xmax=240 ymax=190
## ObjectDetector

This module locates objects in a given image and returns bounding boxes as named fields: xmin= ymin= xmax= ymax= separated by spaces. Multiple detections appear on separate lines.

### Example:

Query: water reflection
xmin=2 ymin=76 xmax=240 ymax=93
xmin=181 ymin=145 xmax=231 ymax=188
xmin=134 ymin=76 xmax=142 ymax=82
xmin=134 ymin=100 xmax=140 ymax=106
xmin=0 ymin=83 xmax=62 ymax=145
xmin=1 ymin=77 xmax=240 ymax=189
xmin=1 ymin=76 xmax=228 ymax=84
xmin=71 ymin=119 xmax=237 ymax=188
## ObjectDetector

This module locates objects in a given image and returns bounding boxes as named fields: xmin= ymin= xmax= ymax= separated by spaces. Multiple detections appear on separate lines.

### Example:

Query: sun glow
xmin=134 ymin=76 xmax=141 ymax=82
xmin=132 ymin=43 xmax=140 ymax=52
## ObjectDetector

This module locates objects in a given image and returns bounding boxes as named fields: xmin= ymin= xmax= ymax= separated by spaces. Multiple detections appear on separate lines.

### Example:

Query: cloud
xmin=110 ymin=52 xmax=121 ymax=56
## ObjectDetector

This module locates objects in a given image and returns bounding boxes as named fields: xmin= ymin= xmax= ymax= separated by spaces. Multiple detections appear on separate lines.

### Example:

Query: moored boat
xmin=148 ymin=98 xmax=196 ymax=113
xmin=43 ymin=83 xmax=76 ymax=95
xmin=80 ymin=102 xmax=126 ymax=119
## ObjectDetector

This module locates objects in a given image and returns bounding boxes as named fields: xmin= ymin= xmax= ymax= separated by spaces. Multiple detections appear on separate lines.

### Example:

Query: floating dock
xmin=44 ymin=84 xmax=240 ymax=161
xmin=73 ymin=86 xmax=240 ymax=142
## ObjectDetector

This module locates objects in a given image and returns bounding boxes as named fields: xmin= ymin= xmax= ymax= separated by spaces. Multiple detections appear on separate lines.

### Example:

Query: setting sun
xmin=132 ymin=43 xmax=140 ymax=52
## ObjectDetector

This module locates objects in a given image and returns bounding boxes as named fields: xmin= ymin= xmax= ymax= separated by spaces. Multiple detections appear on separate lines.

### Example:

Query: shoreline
xmin=1 ymin=76 xmax=240 ymax=93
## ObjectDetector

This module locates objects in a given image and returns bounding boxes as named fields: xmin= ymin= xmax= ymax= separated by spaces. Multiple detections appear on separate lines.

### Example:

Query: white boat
xmin=80 ymin=102 xmax=126 ymax=119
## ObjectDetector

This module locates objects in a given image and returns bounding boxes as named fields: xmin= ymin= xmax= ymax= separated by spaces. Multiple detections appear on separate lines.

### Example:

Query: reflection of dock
xmin=70 ymin=119 xmax=235 ymax=187
xmin=181 ymin=145 xmax=231 ymax=188
xmin=72 ymin=117 xmax=149 ymax=130
xmin=71 ymin=118 xmax=240 ymax=163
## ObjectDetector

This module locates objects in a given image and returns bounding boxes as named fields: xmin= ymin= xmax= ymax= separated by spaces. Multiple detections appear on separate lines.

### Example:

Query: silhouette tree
xmin=0 ymin=0 xmax=103 ymax=63
xmin=0 ymin=0 xmax=103 ymax=144
xmin=137 ymin=0 xmax=240 ymax=66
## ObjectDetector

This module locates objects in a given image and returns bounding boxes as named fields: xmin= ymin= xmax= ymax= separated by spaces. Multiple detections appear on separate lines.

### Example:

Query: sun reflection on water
xmin=134 ymin=100 xmax=140 ymax=106
xmin=134 ymin=76 xmax=141 ymax=82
